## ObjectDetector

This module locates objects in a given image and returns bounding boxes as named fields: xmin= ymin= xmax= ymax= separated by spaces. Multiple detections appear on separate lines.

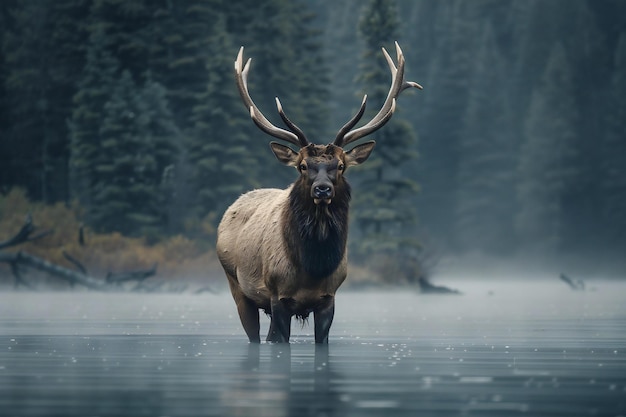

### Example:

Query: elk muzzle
xmin=311 ymin=169 xmax=335 ymax=205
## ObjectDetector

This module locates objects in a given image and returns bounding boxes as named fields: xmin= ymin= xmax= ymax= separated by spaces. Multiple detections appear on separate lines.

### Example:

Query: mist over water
xmin=1 ymin=275 xmax=625 ymax=416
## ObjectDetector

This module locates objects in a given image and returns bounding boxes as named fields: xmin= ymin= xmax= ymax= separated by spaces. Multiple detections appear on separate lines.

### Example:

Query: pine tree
xmin=601 ymin=33 xmax=626 ymax=249
xmin=87 ymin=0 xmax=154 ymax=80
xmin=516 ymin=43 xmax=578 ymax=256
xmin=315 ymin=0 xmax=362 ymax=134
xmin=91 ymin=70 xmax=178 ymax=237
xmin=454 ymin=22 xmax=515 ymax=254
xmin=69 ymin=27 xmax=120 ymax=217
xmin=137 ymin=75 xmax=181 ymax=236
xmin=558 ymin=1 xmax=609 ymax=253
xmin=411 ymin=0 xmax=475 ymax=249
xmin=187 ymin=12 xmax=256 ymax=236
xmin=351 ymin=0 xmax=420 ymax=262
xmin=0 ymin=2 xmax=15 ymax=194
xmin=288 ymin=3 xmax=330 ymax=141
xmin=148 ymin=0 xmax=221 ymax=129
xmin=2 ymin=0 xmax=89 ymax=203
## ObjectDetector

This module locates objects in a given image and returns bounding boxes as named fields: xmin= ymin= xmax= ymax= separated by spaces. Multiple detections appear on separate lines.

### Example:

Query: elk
xmin=217 ymin=42 xmax=421 ymax=343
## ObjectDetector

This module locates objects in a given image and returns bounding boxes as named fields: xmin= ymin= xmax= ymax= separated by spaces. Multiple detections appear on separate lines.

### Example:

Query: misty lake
xmin=0 ymin=279 xmax=625 ymax=416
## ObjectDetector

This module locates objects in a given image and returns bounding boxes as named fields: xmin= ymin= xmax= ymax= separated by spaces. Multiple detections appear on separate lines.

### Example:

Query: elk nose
xmin=314 ymin=185 xmax=332 ymax=198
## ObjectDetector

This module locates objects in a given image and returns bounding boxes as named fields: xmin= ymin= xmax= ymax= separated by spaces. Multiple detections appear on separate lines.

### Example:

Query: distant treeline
xmin=1 ymin=0 xmax=625 ymax=264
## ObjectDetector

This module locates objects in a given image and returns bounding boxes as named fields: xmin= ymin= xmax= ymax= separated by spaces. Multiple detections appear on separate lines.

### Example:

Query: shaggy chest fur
xmin=284 ymin=183 xmax=350 ymax=279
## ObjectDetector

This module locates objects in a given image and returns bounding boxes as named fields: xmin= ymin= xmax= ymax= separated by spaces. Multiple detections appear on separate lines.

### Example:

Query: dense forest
xmin=1 ymin=0 xmax=625 ymax=279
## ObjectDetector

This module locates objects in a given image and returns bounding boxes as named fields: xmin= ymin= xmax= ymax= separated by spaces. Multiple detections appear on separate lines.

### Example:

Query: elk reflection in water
xmin=221 ymin=344 xmax=343 ymax=417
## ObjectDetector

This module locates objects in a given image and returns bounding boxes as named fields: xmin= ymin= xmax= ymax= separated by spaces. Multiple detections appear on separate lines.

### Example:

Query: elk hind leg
xmin=226 ymin=273 xmax=260 ymax=343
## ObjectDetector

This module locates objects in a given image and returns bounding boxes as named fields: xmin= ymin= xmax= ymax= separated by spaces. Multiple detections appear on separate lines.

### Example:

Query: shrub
xmin=0 ymin=188 xmax=220 ymax=285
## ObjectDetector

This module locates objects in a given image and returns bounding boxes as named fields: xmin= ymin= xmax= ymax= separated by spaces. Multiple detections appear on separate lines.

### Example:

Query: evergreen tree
xmin=288 ymin=3 xmax=330 ymax=141
xmin=454 ymin=22 xmax=515 ymax=254
xmin=188 ymin=13 xmax=256 ymax=236
xmin=516 ymin=43 xmax=578 ymax=256
xmin=314 ymin=0 xmax=362 ymax=134
xmin=143 ymin=0 xmax=230 ymax=234
xmin=2 ymin=0 xmax=89 ymax=203
xmin=558 ymin=1 xmax=609 ymax=252
xmin=148 ymin=0 xmax=221 ymax=129
xmin=69 ymin=27 xmax=120 ymax=217
xmin=601 ymin=33 xmax=626 ymax=249
xmin=351 ymin=0 xmax=420 ymax=262
xmin=137 ymin=75 xmax=181 ymax=236
xmin=87 ymin=0 xmax=154 ymax=80
xmin=91 ymin=70 xmax=178 ymax=237
xmin=0 ymin=2 xmax=15 ymax=194
xmin=91 ymin=70 xmax=144 ymax=234
xmin=411 ymin=0 xmax=475 ymax=249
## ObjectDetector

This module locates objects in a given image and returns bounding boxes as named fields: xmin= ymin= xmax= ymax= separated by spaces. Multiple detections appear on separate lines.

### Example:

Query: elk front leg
xmin=267 ymin=297 xmax=292 ymax=343
xmin=314 ymin=296 xmax=335 ymax=344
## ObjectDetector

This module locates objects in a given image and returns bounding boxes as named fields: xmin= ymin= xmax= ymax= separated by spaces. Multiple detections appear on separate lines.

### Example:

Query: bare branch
xmin=62 ymin=251 xmax=88 ymax=275
xmin=0 ymin=214 xmax=52 ymax=250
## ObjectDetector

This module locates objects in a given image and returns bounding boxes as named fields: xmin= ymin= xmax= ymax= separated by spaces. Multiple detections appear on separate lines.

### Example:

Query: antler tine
xmin=234 ymin=47 xmax=302 ymax=147
xmin=333 ymin=95 xmax=367 ymax=146
xmin=275 ymin=98 xmax=309 ymax=147
xmin=337 ymin=41 xmax=421 ymax=147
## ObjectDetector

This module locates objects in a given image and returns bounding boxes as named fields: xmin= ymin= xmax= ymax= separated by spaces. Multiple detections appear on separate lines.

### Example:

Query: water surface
xmin=1 ymin=280 xmax=625 ymax=416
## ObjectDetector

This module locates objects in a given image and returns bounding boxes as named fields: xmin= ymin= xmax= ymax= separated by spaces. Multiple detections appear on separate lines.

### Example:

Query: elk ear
xmin=270 ymin=142 xmax=299 ymax=166
xmin=345 ymin=141 xmax=376 ymax=167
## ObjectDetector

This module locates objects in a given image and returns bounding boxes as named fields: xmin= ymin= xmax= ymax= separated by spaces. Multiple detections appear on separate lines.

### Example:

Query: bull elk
xmin=217 ymin=42 xmax=421 ymax=343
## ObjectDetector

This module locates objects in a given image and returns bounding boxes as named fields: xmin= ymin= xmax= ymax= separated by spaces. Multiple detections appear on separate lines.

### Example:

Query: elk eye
xmin=338 ymin=163 xmax=345 ymax=171
xmin=299 ymin=163 xmax=307 ymax=171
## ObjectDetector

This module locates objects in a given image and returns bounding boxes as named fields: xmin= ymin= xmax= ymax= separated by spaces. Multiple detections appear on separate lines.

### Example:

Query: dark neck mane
xmin=284 ymin=180 xmax=351 ymax=279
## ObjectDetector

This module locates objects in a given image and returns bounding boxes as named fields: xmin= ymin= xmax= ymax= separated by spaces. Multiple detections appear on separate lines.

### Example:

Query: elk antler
xmin=334 ymin=42 xmax=422 ymax=148
xmin=234 ymin=47 xmax=309 ymax=148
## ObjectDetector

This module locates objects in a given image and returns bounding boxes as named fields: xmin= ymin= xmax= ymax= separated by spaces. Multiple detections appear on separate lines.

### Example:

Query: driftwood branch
xmin=9 ymin=260 xmax=32 ymax=289
xmin=0 ymin=214 xmax=52 ymax=250
xmin=62 ymin=250 xmax=88 ymax=275
xmin=559 ymin=273 xmax=585 ymax=291
xmin=418 ymin=276 xmax=462 ymax=295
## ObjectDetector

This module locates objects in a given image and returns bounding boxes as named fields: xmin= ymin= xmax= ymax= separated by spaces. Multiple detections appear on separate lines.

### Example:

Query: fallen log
xmin=0 ymin=251 xmax=107 ymax=290
xmin=418 ymin=276 xmax=462 ymax=295
xmin=106 ymin=263 xmax=157 ymax=285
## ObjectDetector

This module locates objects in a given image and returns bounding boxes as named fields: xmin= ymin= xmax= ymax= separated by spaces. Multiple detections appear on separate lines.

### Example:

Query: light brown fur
xmin=217 ymin=186 xmax=347 ymax=312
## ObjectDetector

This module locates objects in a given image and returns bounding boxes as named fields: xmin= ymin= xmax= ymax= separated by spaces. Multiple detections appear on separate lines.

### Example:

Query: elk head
xmin=234 ymin=42 xmax=422 ymax=206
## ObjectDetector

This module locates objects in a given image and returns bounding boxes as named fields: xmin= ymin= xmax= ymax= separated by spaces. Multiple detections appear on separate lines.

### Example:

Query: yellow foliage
xmin=0 ymin=188 xmax=220 ymax=281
